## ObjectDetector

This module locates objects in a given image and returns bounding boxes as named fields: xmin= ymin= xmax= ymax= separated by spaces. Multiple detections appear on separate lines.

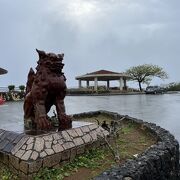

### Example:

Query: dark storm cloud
xmin=0 ymin=0 xmax=180 ymax=88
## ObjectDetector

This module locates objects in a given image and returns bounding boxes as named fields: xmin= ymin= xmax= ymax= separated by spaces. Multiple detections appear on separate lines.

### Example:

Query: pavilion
xmin=0 ymin=67 xmax=7 ymax=75
xmin=0 ymin=67 xmax=7 ymax=93
xmin=75 ymin=70 xmax=130 ymax=91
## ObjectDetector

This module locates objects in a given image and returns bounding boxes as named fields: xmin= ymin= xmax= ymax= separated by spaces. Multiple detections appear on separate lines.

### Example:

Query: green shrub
xmin=19 ymin=85 xmax=25 ymax=92
xmin=8 ymin=85 xmax=15 ymax=91
xmin=167 ymin=83 xmax=180 ymax=91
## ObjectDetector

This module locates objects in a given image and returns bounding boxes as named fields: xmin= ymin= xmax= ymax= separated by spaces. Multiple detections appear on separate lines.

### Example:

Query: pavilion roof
xmin=87 ymin=70 xmax=120 ymax=75
xmin=76 ymin=69 xmax=130 ymax=81
xmin=0 ymin=67 xmax=8 ymax=75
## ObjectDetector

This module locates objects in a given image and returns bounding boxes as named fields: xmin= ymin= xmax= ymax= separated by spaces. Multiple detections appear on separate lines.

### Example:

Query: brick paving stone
xmin=11 ymin=136 xmax=28 ymax=155
xmin=21 ymin=150 xmax=32 ymax=161
xmin=43 ymin=153 xmax=62 ymax=168
xmin=53 ymin=140 xmax=57 ymax=145
xmin=40 ymin=151 xmax=47 ymax=158
xmin=73 ymin=137 xmax=84 ymax=146
xmin=103 ymin=130 xmax=109 ymax=136
xmin=96 ymin=127 xmax=109 ymax=138
xmin=6 ymin=132 xmax=19 ymax=142
xmin=96 ymin=127 xmax=107 ymax=134
xmin=22 ymin=145 xmax=27 ymax=150
xmin=52 ymin=144 xmax=64 ymax=153
xmin=75 ymin=128 xmax=84 ymax=136
xmin=34 ymin=138 xmax=44 ymax=152
xmin=81 ymin=126 xmax=90 ymax=133
xmin=45 ymin=148 xmax=54 ymax=155
xmin=19 ymin=161 xmax=28 ymax=174
xmin=26 ymin=143 xmax=33 ymax=150
xmin=43 ymin=135 xmax=53 ymax=141
xmin=82 ymin=134 xmax=92 ymax=143
xmin=0 ymin=129 xmax=4 ymax=134
xmin=13 ymin=134 xmax=24 ymax=144
xmin=30 ymin=151 xmax=39 ymax=160
xmin=0 ymin=131 xmax=5 ymax=140
xmin=26 ymin=137 xmax=34 ymax=144
xmin=89 ymin=124 xmax=98 ymax=130
xmin=63 ymin=142 xmax=75 ymax=150
xmin=0 ymin=131 xmax=10 ymax=140
xmin=45 ymin=141 xmax=52 ymax=149
xmin=15 ymin=149 xmax=25 ymax=158
xmin=0 ymin=140 xmax=9 ymax=150
xmin=97 ymin=132 xmax=104 ymax=139
xmin=95 ymin=127 xmax=101 ymax=133
xmin=58 ymin=139 xmax=64 ymax=144
xmin=9 ymin=156 xmax=19 ymax=170
xmin=61 ymin=131 xmax=72 ymax=141
xmin=67 ymin=129 xmax=78 ymax=138
xmin=96 ymin=128 xmax=106 ymax=138
xmin=3 ymin=143 xmax=15 ymax=153
xmin=53 ymin=133 xmax=62 ymax=140
xmin=89 ymin=131 xmax=98 ymax=141
xmin=29 ymin=159 xmax=42 ymax=173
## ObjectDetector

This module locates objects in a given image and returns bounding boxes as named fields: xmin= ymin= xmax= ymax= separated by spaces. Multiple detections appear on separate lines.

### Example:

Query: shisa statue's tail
xmin=25 ymin=68 xmax=35 ymax=95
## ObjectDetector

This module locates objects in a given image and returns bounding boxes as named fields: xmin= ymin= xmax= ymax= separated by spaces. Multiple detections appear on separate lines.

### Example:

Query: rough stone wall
xmin=93 ymin=111 xmax=179 ymax=180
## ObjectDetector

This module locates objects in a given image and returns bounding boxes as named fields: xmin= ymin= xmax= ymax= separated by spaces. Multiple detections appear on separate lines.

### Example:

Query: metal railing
xmin=0 ymin=87 xmax=21 ymax=92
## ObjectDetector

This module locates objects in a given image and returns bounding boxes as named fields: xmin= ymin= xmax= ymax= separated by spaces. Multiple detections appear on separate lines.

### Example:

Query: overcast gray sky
xmin=0 ymin=0 xmax=180 ymax=88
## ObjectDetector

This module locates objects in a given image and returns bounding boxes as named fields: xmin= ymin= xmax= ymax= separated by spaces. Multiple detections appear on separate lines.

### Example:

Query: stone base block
xmin=0 ymin=121 xmax=109 ymax=179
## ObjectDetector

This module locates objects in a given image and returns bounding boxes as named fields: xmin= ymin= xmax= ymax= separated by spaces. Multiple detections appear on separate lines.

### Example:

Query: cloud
xmin=0 ymin=0 xmax=179 ymax=88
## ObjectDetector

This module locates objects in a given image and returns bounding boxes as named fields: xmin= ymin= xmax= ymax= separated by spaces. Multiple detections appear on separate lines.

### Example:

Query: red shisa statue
xmin=24 ymin=49 xmax=72 ymax=131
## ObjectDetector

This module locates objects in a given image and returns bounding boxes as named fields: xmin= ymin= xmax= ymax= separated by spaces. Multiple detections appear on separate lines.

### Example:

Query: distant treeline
xmin=166 ymin=83 xmax=180 ymax=91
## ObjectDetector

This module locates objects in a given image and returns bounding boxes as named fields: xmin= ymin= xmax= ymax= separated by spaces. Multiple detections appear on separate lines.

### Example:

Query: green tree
xmin=8 ymin=85 xmax=15 ymax=92
xmin=126 ymin=64 xmax=168 ymax=91
xmin=19 ymin=85 xmax=25 ymax=92
xmin=167 ymin=82 xmax=180 ymax=91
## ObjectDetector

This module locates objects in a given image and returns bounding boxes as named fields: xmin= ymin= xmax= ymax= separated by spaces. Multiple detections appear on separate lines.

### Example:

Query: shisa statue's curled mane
xmin=24 ymin=49 xmax=72 ymax=131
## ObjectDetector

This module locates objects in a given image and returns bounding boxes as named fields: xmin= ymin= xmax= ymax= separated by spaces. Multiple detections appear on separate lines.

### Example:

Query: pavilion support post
xmin=78 ymin=80 xmax=82 ymax=89
xmin=119 ymin=77 xmax=123 ymax=91
xmin=86 ymin=81 xmax=89 ymax=88
xmin=123 ymin=78 xmax=127 ymax=90
xmin=94 ymin=77 xmax=98 ymax=91
xmin=107 ymin=80 xmax=110 ymax=90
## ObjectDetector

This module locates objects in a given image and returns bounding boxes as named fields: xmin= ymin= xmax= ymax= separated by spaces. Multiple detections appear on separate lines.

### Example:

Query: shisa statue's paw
xmin=37 ymin=117 xmax=51 ymax=130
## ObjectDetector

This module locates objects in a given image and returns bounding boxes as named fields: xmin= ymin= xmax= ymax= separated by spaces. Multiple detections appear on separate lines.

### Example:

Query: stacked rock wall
xmin=93 ymin=111 xmax=179 ymax=180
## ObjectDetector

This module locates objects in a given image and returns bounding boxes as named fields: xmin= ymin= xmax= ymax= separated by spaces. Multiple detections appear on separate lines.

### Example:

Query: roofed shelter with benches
xmin=75 ymin=70 xmax=130 ymax=91
xmin=0 ymin=67 xmax=8 ymax=95
xmin=0 ymin=67 xmax=7 ymax=76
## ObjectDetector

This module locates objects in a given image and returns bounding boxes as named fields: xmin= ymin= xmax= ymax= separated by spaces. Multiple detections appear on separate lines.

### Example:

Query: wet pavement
xmin=0 ymin=93 xmax=180 ymax=141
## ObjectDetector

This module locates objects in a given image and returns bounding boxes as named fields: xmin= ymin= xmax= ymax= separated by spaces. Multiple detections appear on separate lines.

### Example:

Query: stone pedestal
xmin=0 ymin=121 xmax=109 ymax=179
